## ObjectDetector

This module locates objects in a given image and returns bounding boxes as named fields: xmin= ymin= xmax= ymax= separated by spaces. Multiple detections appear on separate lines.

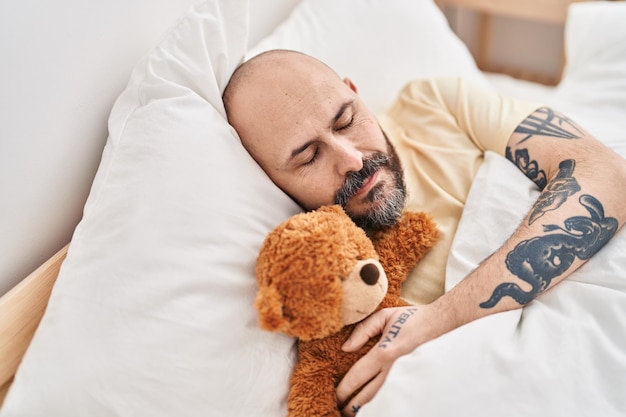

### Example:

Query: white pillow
xmin=557 ymin=2 xmax=626 ymax=111
xmin=2 ymin=0 xmax=485 ymax=416
xmin=248 ymin=0 xmax=488 ymax=115
xmin=1 ymin=1 xmax=301 ymax=416
xmin=552 ymin=1 xmax=626 ymax=156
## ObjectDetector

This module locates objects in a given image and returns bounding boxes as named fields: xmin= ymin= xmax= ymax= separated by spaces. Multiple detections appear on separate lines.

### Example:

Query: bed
xmin=1 ymin=0 xmax=625 ymax=415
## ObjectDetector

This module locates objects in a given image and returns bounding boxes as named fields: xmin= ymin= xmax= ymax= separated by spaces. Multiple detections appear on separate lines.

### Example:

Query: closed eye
xmin=336 ymin=117 xmax=354 ymax=131
xmin=303 ymin=146 xmax=319 ymax=166
xmin=333 ymin=101 xmax=355 ymax=132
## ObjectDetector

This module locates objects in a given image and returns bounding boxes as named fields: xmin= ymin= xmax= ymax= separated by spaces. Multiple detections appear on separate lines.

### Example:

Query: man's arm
xmin=336 ymin=107 xmax=626 ymax=416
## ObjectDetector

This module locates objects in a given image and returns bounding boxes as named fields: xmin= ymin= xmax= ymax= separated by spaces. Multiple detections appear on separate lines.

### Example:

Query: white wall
xmin=0 ymin=0 xmax=300 ymax=296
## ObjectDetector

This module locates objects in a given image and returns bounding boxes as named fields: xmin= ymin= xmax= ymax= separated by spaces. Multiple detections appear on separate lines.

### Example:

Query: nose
xmin=334 ymin=137 xmax=363 ymax=175
xmin=360 ymin=262 xmax=380 ymax=285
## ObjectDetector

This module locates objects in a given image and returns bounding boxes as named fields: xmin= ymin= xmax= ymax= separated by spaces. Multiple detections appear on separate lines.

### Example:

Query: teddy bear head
xmin=255 ymin=205 xmax=390 ymax=341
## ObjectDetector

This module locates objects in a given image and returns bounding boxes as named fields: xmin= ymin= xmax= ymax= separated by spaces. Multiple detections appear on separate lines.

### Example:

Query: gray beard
xmin=345 ymin=172 xmax=406 ymax=231
xmin=334 ymin=138 xmax=406 ymax=230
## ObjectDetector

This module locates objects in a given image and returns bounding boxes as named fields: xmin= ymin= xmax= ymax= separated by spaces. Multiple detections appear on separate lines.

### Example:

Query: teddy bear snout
xmin=360 ymin=262 xmax=380 ymax=285
xmin=340 ymin=259 xmax=388 ymax=325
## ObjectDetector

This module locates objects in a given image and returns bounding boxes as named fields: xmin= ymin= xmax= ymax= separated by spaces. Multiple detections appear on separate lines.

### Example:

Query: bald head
xmin=223 ymin=50 xmax=340 ymax=124
xmin=223 ymin=50 xmax=346 ymax=158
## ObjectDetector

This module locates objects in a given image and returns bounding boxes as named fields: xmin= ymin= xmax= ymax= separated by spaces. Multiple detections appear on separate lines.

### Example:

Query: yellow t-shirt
xmin=378 ymin=77 xmax=540 ymax=305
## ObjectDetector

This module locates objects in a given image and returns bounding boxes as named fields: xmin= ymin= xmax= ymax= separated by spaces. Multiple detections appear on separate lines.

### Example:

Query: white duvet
xmin=360 ymin=151 xmax=626 ymax=416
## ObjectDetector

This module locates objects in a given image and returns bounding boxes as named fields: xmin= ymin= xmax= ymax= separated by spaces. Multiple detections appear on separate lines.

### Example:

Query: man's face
xmin=227 ymin=52 xmax=405 ymax=229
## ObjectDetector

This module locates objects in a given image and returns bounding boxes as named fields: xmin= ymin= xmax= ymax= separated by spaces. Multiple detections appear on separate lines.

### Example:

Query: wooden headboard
xmin=436 ymin=0 xmax=582 ymax=23
xmin=436 ymin=0 xmax=586 ymax=85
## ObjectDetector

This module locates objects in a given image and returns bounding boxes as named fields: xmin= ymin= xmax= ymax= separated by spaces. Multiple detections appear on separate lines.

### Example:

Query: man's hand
xmin=336 ymin=305 xmax=438 ymax=416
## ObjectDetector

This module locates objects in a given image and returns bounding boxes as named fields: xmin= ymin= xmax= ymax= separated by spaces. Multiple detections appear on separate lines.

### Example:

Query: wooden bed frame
xmin=0 ymin=245 xmax=69 ymax=403
xmin=0 ymin=0 xmax=583 ymax=407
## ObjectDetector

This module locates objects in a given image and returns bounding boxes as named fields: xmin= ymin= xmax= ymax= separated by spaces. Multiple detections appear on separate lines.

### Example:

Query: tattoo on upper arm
xmin=480 ymin=195 xmax=618 ymax=309
xmin=528 ymin=159 xmax=581 ymax=225
xmin=506 ymin=148 xmax=581 ymax=225
xmin=515 ymin=107 xmax=584 ymax=143
xmin=506 ymin=147 xmax=547 ymax=189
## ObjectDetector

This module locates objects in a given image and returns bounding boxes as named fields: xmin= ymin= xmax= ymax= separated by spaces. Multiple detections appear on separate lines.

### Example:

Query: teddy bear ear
xmin=254 ymin=286 xmax=288 ymax=333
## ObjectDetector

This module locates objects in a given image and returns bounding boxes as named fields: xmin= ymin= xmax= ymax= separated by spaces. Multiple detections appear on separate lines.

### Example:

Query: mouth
xmin=335 ymin=153 xmax=390 ymax=207
xmin=353 ymin=171 xmax=379 ymax=198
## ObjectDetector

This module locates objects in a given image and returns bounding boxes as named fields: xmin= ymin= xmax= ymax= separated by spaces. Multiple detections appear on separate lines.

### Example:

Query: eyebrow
xmin=286 ymin=100 xmax=354 ymax=165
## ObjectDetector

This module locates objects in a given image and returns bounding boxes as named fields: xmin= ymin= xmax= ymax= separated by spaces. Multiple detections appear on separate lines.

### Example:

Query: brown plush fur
xmin=255 ymin=205 xmax=439 ymax=417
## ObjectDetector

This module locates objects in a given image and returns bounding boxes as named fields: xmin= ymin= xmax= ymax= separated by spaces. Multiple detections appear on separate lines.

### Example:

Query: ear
xmin=254 ymin=286 xmax=287 ymax=333
xmin=343 ymin=77 xmax=358 ymax=93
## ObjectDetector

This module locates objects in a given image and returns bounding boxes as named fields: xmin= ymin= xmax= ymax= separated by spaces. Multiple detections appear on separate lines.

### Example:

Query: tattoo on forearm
xmin=480 ymin=195 xmax=618 ymax=309
xmin=515 ymin=107 xmax=584 ymax=143
xmin=528 ymin=159 xmax=581 ymax=225
xmin=378 ymin=308 xmax=417 ymax=348
xmin=506 ymin=147 xmax=581 ymax=224
xmin=506 ymin=147 xmax=548 ymax=189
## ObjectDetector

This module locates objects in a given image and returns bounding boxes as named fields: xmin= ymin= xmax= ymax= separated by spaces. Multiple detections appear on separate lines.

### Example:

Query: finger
xmin=341 ymin=371 xmax=387 ymax=417
xmin=336 ymin=351 xmax=381 ymax=405
xmin=342 ymin=309 xmax=390 ymax=352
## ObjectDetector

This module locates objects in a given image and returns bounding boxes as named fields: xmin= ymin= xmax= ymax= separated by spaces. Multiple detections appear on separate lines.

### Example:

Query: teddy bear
xmin=254 ymin=205 xmax=439 ymax=417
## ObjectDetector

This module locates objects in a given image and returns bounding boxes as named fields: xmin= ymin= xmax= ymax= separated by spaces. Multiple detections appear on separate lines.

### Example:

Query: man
xmin=223 ymin=49 xmax=626 ymax=416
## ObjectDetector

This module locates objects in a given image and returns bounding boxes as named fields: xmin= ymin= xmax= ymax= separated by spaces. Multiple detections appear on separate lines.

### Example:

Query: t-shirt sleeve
xmin=394 ymin=78 xmax=542 ymax=156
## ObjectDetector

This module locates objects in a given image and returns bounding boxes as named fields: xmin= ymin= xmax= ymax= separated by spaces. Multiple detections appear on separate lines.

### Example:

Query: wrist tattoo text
xmin=378 ymin=308 xmax=417 ymax=348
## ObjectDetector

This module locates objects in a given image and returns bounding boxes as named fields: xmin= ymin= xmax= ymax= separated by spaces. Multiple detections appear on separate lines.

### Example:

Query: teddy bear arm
xmin=287 ymin=350 xmax=344 ymax=417
xmin=372 ymin=211 xmax=439 ymax=272
xmin=287 ymin=329 xmax=378 ymax=416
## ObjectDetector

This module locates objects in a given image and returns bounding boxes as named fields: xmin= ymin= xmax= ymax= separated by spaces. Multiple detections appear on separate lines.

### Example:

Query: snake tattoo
xmin=480 ymin=194 xmax=618 ymax=308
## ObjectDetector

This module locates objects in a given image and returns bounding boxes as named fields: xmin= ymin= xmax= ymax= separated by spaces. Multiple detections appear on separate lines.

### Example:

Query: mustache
xmin=334 ymin=153 xmax=390 ymax=206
